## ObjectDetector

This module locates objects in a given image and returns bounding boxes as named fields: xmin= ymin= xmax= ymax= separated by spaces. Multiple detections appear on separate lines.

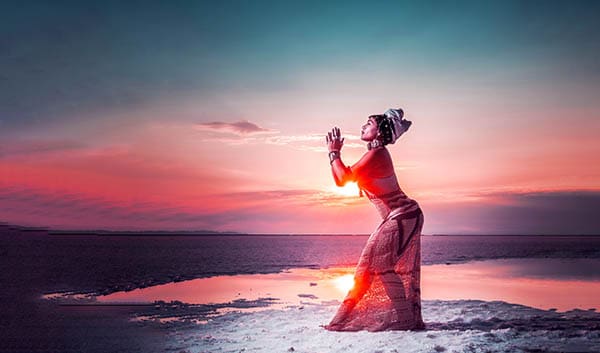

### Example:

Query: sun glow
xmin=333 ymin=274 xmax=355 ymax=293
xmin=331 ymin=182 xmax=360 ymax=197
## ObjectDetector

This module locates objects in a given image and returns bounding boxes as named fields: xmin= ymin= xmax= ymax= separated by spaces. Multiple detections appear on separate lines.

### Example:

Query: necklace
xmin=367 ymin=139 xmax=384 ymax=150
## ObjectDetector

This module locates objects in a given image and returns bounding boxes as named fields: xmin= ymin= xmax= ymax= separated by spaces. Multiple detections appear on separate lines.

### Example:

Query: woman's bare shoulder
xmin=351 ymin=148 xmax=394 ymax=178
xmin=373 ymin=148 xmax=395 ymax=176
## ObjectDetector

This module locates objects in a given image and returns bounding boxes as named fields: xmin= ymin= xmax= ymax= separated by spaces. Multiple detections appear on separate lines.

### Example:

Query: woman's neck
xmin=367 ymin=139 xmax=384 ymax=151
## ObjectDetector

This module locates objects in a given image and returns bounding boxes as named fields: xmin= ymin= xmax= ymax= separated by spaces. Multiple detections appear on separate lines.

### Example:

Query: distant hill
xmin=0 ymin=222 xmax=244 ymax=236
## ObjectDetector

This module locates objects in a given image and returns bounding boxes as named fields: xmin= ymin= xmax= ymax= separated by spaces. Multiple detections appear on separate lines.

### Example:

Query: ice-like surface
xmin=41 ymin=258 xmax=600 ymax=352
xmin=166 ymin=300 xmax=600 ymax=353
xmin=38 ymin=256 xmax=600 ymax=352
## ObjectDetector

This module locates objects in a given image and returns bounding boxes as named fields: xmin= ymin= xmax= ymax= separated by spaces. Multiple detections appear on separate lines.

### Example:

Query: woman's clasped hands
xmin=325 ymin=126 xmax=344 ymax=153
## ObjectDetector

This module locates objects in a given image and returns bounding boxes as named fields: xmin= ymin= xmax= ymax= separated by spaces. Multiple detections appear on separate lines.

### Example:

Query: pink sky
xmin=2 ymin=90 xmax=599 ymax=234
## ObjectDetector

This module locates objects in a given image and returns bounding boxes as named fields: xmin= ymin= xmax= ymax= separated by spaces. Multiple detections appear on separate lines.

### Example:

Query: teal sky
xmin=3 ymin=0 xmax=599 ymax=130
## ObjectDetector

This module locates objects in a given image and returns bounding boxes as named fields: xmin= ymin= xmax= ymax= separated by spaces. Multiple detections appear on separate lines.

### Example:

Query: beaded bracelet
xmin=329 ymin=151 xmax=340 ymax=164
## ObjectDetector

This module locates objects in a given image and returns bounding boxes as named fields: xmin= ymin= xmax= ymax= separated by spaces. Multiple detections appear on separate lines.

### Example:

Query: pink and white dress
xmin=327 ymin=172 xmax=425 ymax=331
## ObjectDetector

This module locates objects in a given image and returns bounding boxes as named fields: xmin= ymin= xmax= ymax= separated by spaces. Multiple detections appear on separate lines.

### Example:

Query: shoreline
xmin=44 ymin=258 xmax=600 ymax=314
xmin=38 ymin=256 xmax=600 ymax=303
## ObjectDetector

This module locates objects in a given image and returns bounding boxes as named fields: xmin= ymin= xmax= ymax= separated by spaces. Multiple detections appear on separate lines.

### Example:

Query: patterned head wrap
xmin=384 ymin=108 xmax=412 ymax=144
xmin=371 ymin=108 xmax=412 ymax=145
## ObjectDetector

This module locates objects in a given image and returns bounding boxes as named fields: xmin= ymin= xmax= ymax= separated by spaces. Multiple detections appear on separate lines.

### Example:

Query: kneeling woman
xmin=324 ymin=108 xmax=425 ymax=332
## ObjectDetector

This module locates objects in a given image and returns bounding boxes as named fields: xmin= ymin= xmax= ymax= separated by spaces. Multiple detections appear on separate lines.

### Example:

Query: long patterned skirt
xmin=326 ymin=208 xmax=425 ymax=332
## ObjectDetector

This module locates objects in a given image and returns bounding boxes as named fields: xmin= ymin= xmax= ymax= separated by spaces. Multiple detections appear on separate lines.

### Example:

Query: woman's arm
xmin=326 ymin=127 xmax=382 ymax=186
xmin=326 ymin=127 xmax=354 ymax=186
xmin=330 ymin=156 xmax=354 ymax=186
xmin=330 ymin=151 xmax=379 ymax=186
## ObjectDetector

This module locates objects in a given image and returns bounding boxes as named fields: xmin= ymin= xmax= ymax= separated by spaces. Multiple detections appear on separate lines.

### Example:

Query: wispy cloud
xmin=0 ymin=139 xmax=86 ymax=159
xmin=422 ymin=189 xmax=600 ymax=235
xmin=2 ymin=182 xmax=599 ymax=234
xmin=0 ymin=184 xmax=364 ymax=232
xmin=197 ymin=126 xmax=364 ymax=152
xmin=212 ymin=188 xmax=364 ymax=208
xmin=263 ymin=133 xmax=363 ymax=152
xmin=195 ymin=120 xmax=278 ymax=136
xmin=0 ymin=185 xmax=218 ymax=231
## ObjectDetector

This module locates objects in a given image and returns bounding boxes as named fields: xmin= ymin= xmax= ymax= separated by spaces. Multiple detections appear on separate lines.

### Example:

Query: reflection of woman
xmin=324 ymin=108 xmax=425 ymax=332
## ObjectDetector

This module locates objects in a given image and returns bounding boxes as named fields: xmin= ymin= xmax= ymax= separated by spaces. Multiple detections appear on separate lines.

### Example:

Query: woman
xmin=324 ymin=108 xmax=425 ymax=332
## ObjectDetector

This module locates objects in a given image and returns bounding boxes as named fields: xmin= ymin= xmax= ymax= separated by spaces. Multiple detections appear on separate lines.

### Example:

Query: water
xmin=21 ymin=233 xmax=599 ymax=315
xmin=90 ymin=258 xmax=600 ymax=312
xmin=3 ymin=230 xmax=600 ymax=298
xmin=129 ymin=234 xmax=600 ymax=271
xmin=40 ymin=233 xmax=599 ymax=278
xmin=4 ymin=229 xmax=599 ymax=350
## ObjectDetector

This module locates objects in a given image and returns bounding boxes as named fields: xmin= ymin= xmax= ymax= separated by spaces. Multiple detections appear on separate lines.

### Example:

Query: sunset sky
xmin=1 ymin=1 xmax=599 ymax=234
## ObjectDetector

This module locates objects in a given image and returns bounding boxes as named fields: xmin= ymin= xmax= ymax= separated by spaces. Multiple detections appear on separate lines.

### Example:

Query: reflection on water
xmin=423 ymin=258 xmax=600 ymax=311
xmin=88 ymin=258 xmax=600 ymax=313
xmin=333 ymin=274 xmax=355 ymax=293
xmin=98 ymin=267 xmax=355 ymax=311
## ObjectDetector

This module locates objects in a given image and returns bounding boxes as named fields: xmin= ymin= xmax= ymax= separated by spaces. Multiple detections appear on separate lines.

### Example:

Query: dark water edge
xmin=2 ymin=227 xmax=600 ymax=288
xmin=0 ymin=227 xmax=170 ymax=353
xmin=3 ymin=227 xmax=600 ymax=297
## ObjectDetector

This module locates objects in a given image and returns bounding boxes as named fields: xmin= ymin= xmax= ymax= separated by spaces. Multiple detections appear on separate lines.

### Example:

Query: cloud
xmin=0 ymin=184 xmax=366 ymax=232
xmin=195 ymin=120 xmax=278 ymax=136
xmin=262 ymin=133 xmax=363 ymax=152
xmin=0 ymin=185 xmax=218 ymax=231
xmin=422 ymin=190 xmax=600 ymax=235
xmin=0 ymin=139 xmax=86 ymax=158
xmin=4 ymin=174 xmax=598 ymax=235
xmin=211 ymin=188 xmax=364 ymax=208
xmin=198 ymin=128 xmax=364 ymax=152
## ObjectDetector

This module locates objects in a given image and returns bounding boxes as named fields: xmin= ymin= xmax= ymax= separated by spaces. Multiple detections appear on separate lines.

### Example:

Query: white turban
xmin=383 ymin=108 xmax=412 ymax=144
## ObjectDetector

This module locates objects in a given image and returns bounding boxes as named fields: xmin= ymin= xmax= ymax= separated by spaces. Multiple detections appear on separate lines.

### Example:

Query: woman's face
xmin=361 ymin=117 xmax=379 ymax=142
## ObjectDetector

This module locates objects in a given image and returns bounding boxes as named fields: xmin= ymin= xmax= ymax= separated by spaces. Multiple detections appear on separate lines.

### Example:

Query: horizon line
xmin=1 ymin=222 xmax=599 ymax=237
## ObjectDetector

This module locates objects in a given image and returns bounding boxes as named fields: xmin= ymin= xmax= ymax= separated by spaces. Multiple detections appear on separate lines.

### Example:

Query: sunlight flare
xmin=333 ymin=274 xmax=355 ymax=293
xmin=330 ymin=182 xmax=360 ymax=197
